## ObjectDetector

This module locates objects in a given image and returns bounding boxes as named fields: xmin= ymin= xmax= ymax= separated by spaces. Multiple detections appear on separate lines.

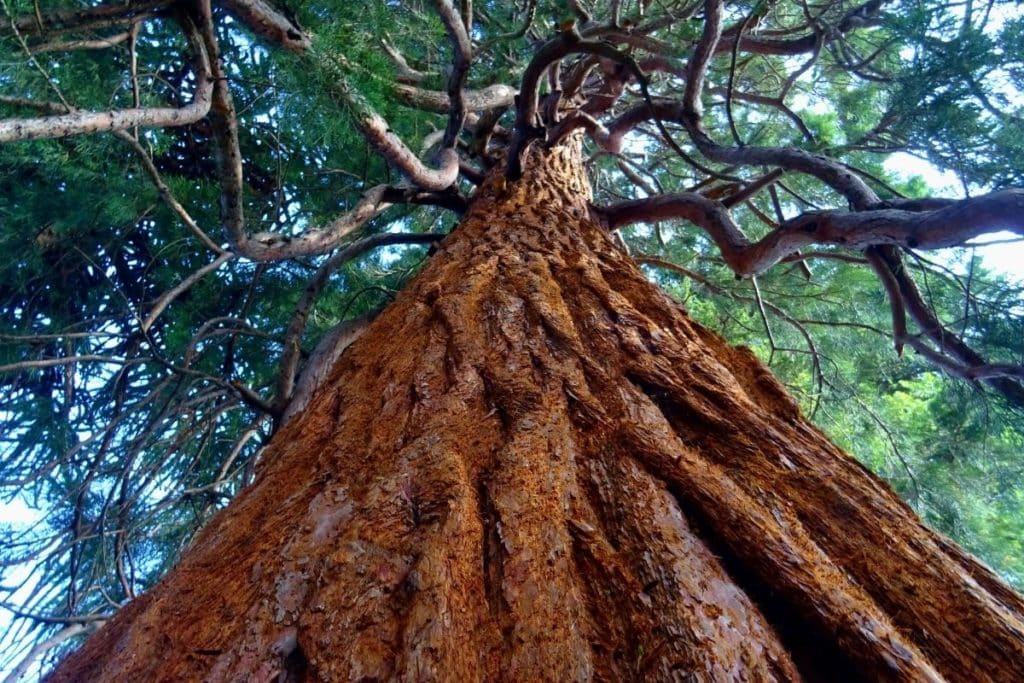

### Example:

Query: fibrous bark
xmin=49 ymin=144 xmax=1024 ymax=682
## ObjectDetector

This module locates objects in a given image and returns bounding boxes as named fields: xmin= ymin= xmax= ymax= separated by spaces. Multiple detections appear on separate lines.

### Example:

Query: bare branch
xmin=675 ymin=0 xmax=878 ymax=208
xmin=210 ymin=0 xmax=459 ymax=193
xmin=381 ymin=38 xmax=429 ymax=83
xmin=218 ymin=0 xmax=311 ymax=52
xmin=2 ymin=0 xmax=168 ymax=37
xmin=109 ymin=129 xmax=223 ymax=252
xmin=0 ymin=356 xmax=140 ymax=374
xmin=0 ymin=605 xmax=110 ymax=625
xmin=432 ymin=0 xmax=473 ymax=150
xmin=479 ymin=0 xmax=537 ymax=46
xmin=507 ymin=25 xmax=647 ymax=178
xmin=241 ymin=185 xmax=394 ymax=260
xmin=708 ymin=87 xmax=815 ymax=143
xmin=1 ymin=82 xmax=224 ymax=256
xmin=715 ymin=0 xmax=886 ymax=56
xmin=750 ymin=275 xmax=778 ymax=360
xmin=29 ymin=31 xmax=130 ymax=54
xmin=142 ymin=252 xmax=236 ymax=333
xmin=0 ymin=11 xmax=212 ymax=143
xmin=721 ymin=170 xmax=786 ymax=208
xmin=600 ymin=189 xmax=1024 ymax=276
xmin=194 ymin=0 xmax=246 ymax=253
xmin=869 ymin=246 xmax=1024 ymax=407
xmin=394 ymin=83 xmax=516 ymax=113
xmin=338 ymin=76 xmax=460 ymax=190
xmin=194 ymin=0 xmax=414 ymax=257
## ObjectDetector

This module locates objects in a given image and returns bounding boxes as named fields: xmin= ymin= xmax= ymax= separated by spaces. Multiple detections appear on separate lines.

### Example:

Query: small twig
xmin=751 ymin=276 xmax=778 ymax=364
xmin=142 ymin=252 xmax=235 ymax=333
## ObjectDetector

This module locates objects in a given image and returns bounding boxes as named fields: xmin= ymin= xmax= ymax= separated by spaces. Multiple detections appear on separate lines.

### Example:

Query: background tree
xmin=0 ymin=0 xmax=1023 ymax=679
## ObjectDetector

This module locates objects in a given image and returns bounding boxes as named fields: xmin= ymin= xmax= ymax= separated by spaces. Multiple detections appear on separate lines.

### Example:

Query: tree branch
xmin=381 ymin=38 xmax=429 ymax=83
xmin=432 ymin=0 xmax=473 ymax=150
xmin=0 ymin=11 xmax=212 ymax=143
xmin=715 ymin=0 xmax=885 ymax=56
xmin=142 ymin=252 xmax=235 ymax=333
xmin=394 ymin=83 xmax=516 ymax=113
xmin=338 ymin=75 xmax=460 ymax=190
xmin=218 ymin=0 xmax=311 ymax=52
xmin=29 ymin=30 xmax=130 ymax=54
xmin=507 ymin=24 xmax=647 ymax=179
xmin=2 ymin=0 xmax=168 ymax=37
xmin=869 ymin=246 xmax=1024 ymax=407
xmin=599 ymin=189 xmax=1024 ymax=276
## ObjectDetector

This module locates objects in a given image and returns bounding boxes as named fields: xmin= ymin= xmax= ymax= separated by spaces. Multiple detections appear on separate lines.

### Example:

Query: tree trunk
xmin=49 ymin=143 xmax=1024 ymax=682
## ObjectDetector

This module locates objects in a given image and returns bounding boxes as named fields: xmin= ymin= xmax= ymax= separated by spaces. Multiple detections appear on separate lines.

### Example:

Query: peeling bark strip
xmin=49 ymin=146 xmax=1024 ymax=682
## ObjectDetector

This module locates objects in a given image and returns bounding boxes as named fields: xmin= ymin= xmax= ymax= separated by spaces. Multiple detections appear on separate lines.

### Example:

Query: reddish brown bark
xmin=49 ymin=144 xmax=1024 ymax=681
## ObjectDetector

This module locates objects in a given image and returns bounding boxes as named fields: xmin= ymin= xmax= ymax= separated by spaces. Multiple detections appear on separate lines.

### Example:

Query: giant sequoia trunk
xmin=50 ymin=144 xmax=1024 ymax=681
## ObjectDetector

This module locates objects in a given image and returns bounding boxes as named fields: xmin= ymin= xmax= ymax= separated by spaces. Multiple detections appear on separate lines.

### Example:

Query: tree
xmin=1 ymin=0 xmax=1023 ymax=679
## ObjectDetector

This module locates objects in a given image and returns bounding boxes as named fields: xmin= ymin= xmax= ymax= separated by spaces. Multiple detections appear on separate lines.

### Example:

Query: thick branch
xmin=676 ymin=0 xmax=878 ymax=208
xmin=507 ymin=26 xmax=643 ymax=178
xmin=0 ymin=13 xmax=211 ymax=143
xmin=0 ymin=91 xmax=223 ymax=237
xmin=339 ymin=76 xmax=459 ymax=190
xmin=381 ymin=39 xmax=428 ymax=83
xmin=432 ymin=0 xmax=473 ymax=150
xmin=209 ymin=0 xmax=459 ymax=192
xmin=242 ymin=186 xmax=393 ymax=260
xmin=189 ymin=1 xmax=441 ymax=260
xmin=599 ymin=189 xmax=1024 ymax=276
xmin=715 ymin=0 xmax=885 ymax=56
xmin=218 ymin=0 xmax=310 ymax=52
xmin=394 ymin=83 xmax=516 ymax=113
xmin=3 ymin=0 xmax=168 ymax=36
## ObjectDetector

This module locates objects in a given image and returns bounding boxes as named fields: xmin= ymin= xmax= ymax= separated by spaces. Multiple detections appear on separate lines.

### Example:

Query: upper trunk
xmin=49 ymin=143 xmax=1024 ymax=682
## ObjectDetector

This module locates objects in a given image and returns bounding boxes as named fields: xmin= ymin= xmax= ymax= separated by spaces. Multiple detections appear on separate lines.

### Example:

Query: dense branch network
xmin=188 ymin=0 xmax=1021 ymax=399
xmin=0 ymin=0 xmax=1022 ymax=673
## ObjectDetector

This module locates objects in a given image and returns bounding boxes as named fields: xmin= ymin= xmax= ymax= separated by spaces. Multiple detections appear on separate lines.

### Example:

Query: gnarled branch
xmin=218 ymin=0 xmax=311 ymax=52
xmin=599 ymin=189 xmax=1024 ymax=276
